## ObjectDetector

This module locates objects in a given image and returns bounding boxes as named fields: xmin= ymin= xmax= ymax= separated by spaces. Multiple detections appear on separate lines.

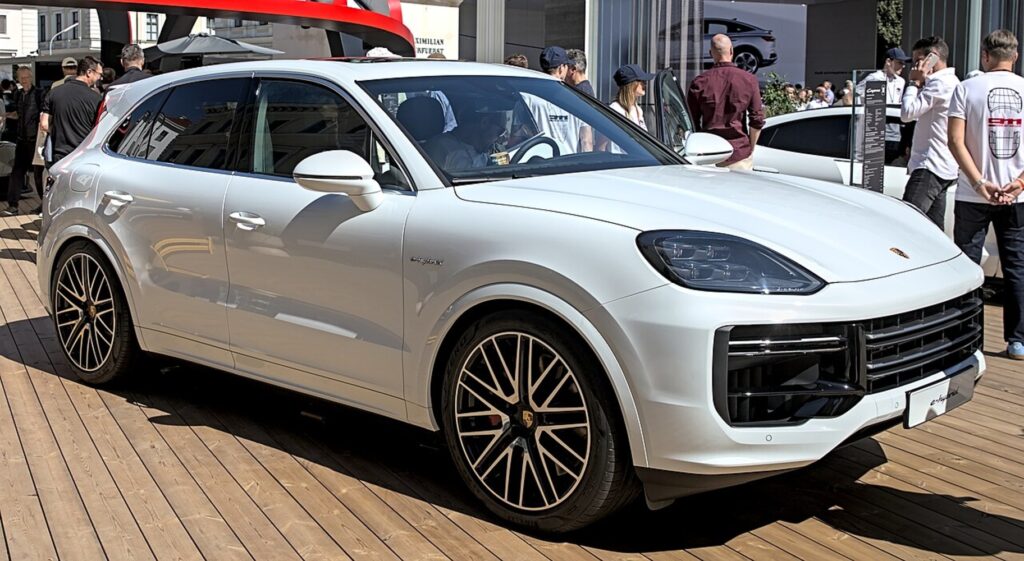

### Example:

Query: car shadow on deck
xmin=5 ymin=323 xmax=1024 ymax=557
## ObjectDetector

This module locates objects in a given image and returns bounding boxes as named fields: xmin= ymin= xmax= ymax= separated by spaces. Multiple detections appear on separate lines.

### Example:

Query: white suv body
xmin=37 ymin=60 xmax=985 ymax=531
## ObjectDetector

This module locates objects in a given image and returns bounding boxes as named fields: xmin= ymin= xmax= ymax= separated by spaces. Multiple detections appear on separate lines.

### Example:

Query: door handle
xmin=228 ymin=211 xmax=266 ymax=231
xmin=103 ymin=191 xmax=134 ymax=205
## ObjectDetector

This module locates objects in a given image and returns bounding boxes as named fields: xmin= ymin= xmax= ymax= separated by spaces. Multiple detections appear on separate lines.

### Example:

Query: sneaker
xmin=29 ymin=205 xmax=42 ymax=215
xmin=1009 ymin=341 xmax=1024 ymax=361
xmin=0 ymin=205 xmax=19 ymax=216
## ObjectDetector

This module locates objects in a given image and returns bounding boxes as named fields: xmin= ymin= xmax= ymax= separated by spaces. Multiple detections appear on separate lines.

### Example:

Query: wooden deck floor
xmin=2 ymin=200 xmax=1024 ymax=561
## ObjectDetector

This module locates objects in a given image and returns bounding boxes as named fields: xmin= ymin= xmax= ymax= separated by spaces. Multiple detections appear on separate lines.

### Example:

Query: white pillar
xmin=475 ymin=0 xmax=505 ymax=63
xmin=966 ymin=0 xmax=982 ymax=73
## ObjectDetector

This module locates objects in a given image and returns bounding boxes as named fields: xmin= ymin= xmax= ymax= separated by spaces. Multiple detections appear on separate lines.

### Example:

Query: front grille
xmin=715 ymin=290 xmax=983 ymax=426
xmin=864 ymin=290 xmax=984 ymax=393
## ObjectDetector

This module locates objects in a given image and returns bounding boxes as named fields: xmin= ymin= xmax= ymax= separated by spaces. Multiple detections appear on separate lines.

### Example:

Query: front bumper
xmin=588 ymin=254 xmax=985 ymax=494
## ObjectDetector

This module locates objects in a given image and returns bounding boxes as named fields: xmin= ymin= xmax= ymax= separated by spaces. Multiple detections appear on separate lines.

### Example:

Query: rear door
xmin=99 ymin=76 xmax=251 ymax=368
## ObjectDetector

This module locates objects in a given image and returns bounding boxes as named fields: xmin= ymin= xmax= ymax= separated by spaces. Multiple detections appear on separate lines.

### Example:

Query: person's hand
xmin=909 ymin=60 xmax=929 ymax=86
xmin=998 ymin=179 xmax=1024 ymax=204
xmin=975 ymin=180 xmax=1003 ymax=203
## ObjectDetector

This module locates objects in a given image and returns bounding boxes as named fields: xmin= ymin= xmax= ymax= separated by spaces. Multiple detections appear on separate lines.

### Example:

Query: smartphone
xmin=921 ymin=52 xmax=940 ymax=73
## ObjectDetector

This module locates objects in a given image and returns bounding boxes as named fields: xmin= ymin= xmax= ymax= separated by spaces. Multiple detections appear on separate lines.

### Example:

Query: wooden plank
xmin=901 ymin=423 xmax=1024 ymax=479
xmin=127 ymin=392 xmax=304 ymax=561
xmin=97 ymin=388 xmax=255 ymax=561
xmin=0 ymin=267 xmax=107 ymax=561
xmin=163 ymin=396 xmax=359 ymax=561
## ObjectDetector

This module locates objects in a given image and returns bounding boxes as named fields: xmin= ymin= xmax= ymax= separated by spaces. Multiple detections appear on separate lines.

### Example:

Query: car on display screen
xmin=702 ymin=18 xmax=778 ymax=74
xmin=38 ymin=59 xmax=985 ymax=532
xmin=753 ymin=105 xmax=1001 ymax=278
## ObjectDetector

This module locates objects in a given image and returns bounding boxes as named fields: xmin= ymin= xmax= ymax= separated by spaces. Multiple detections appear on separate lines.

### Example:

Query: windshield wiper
xmin=450 ymin=172 xmax=539 ymax=185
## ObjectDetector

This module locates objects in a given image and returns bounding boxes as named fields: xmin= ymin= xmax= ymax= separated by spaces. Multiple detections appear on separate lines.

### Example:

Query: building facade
xmin=903 ymin=0 xmax=1023 ymax=74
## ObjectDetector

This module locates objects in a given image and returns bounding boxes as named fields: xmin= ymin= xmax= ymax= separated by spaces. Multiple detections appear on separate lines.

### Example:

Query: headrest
xmin=397 ymin=96 xmax=445 ymax=142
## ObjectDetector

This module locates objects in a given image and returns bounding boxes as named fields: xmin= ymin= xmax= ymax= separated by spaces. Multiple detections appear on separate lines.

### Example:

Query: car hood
xmin=454 ymin=165 xmax=962 ymax=283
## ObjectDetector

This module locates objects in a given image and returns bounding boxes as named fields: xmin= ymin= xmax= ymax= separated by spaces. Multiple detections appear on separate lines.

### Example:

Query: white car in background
xmin=753 ymin=106 xmax=1001 ymax=278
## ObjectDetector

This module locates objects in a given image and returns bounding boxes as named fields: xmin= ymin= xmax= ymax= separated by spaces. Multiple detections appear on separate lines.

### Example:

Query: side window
xmin=148 ymin=78 xmax=250 ymax=170
xmin=248 ymin=79 xmax=410 ymax=189
xmin=707 ymin=22 xmax=728 ymax=35
xmin=107 ymin=90 xmax=169 ymax=158
xmin=758 ymin=116 xmax=851 ymax=159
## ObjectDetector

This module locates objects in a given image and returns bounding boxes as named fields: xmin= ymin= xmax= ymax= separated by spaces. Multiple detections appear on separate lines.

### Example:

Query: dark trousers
xmin=903 ymin=168 xmax=955 ymax=229
xmin=6 ymin=139 xmax=44 ymax=207
xmin=954 ymin=201 xmax=1024 ymax=343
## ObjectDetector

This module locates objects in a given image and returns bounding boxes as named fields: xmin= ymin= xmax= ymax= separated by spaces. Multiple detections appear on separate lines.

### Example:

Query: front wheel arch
xmin=427 ymin=295 xmax=646 ymax=468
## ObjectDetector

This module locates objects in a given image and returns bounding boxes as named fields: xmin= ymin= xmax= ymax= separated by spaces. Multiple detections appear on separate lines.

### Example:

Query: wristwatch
xmin=972 ymin=177 xmax=987 ymax=192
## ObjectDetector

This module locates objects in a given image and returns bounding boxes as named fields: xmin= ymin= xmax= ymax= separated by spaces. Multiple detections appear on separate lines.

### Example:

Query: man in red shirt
xmin=686 ymin=34 xmax=765 ymax=170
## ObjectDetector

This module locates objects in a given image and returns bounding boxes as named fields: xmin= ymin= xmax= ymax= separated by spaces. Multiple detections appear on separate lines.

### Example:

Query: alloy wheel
xmin=735 ymin=51 xmax=759 ymax=73
xmin=453 ymin=332 xmax=591 ymax=512
xmin=54 ymin=253 xmax=116 ymax=372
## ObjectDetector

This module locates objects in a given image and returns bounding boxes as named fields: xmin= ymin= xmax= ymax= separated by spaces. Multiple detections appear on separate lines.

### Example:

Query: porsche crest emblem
xmin=890 ymin=247 xmax=910 ymax=259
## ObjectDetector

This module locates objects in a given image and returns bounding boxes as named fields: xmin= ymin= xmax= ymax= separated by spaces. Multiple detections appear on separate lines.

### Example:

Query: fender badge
xmin=410 ymin=256 xmax=444 ymax=266
xmin=890 ymin=247 xmax=910 ymax=259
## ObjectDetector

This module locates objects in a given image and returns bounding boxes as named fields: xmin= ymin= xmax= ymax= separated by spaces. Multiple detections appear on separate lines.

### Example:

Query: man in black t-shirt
xmin=2 ymin=67 xmax=46 ymax=215
xmin=41 ymin=56 xmax=103 ymax=166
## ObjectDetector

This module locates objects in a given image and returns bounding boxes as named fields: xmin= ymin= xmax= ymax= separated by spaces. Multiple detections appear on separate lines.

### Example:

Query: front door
xmin=223 ymin=77 xmax=414 ymax=401
xmin=100 ymin=76 xmax=251 ymax=367
xmin=648 ymin=69 xmax=693 ymax=154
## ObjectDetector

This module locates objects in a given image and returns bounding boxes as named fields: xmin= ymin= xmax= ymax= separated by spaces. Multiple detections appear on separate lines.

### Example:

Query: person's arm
xmin=579 ymin=125 xmax=594 ymax=152
xmin=901 ymin=78 xmax=939 ymax=122
xmin=39 ymin=112 xmax=49 ymax=134
xmin=747 ymin=79 xmax=765 ymax=148
xmin=686 ymin=79 xmax=703 ymax=132
xmin=948 ymin=117 xmax=998 ymax=202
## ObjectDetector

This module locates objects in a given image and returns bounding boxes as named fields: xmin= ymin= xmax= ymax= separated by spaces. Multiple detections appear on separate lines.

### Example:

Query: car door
xmin=99 ymin=76 xmax=251 ymax=368
xmin=646 ymin=69 xmax=693 ymax=155
xmin=223 ymin=76 xmax=414 ymax=405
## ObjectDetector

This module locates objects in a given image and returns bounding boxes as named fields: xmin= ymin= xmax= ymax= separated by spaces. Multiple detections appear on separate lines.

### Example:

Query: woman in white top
xmin=609 ymin=64 xmax=655 ymax=132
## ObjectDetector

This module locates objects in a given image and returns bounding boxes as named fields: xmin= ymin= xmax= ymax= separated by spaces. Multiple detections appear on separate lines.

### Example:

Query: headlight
xmin=637 ymin=231 xmax=825 ymax=294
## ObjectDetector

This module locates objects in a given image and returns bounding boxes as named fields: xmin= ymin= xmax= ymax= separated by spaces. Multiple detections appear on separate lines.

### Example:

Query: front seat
xmin=397 ymin=97 xmax=445 ymax=143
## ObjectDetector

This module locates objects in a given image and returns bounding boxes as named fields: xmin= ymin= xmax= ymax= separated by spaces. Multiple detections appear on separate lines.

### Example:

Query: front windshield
xmin=360 ymin=75 xmax=680 ymax=184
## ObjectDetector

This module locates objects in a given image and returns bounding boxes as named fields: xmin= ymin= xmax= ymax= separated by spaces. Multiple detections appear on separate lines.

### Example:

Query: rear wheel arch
xmin=50 ymin=233 xmax=144 ymax=348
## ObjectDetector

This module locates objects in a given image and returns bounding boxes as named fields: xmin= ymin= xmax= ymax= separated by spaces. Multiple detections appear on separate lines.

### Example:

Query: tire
xmin=440 ymin=310 xmax=639 ymax=532
xmin=734 ymin=50 xmax=761 ymax=74
xmin=51 ymin=241 xmax=140 ymax=385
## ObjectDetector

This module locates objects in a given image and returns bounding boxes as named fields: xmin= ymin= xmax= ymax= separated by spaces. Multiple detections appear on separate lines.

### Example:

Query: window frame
xmin=233 ymin=73 xmax=417 ymax=192
xmin=71 ymin=11 xmax=79 ymax=40
xmin=102 ymin=73 xmax=255 ymax=177
xmin=0 ymin=15 xmax=8 ymax=36
xmin=146 ymin=14 xmax=158 ymax=41
xmin=54 ymin=13 xmax=62 ymax=39
xmin=38 ymin=14 xmax=46 ymax=43
xmin=758 ymin=114 xmax=852 ymax=160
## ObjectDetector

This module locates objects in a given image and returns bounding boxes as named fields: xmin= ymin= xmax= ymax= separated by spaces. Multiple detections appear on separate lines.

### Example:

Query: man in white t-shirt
xmin=857 ymin=47 xmax=911 ymax=163
xmin=520 ymin=46 xmax=591 ymax=156
xmin=948 ymin=29 xmax=1024 ymax=360
xmin=900 ymin=36 xmax=960 ymax=228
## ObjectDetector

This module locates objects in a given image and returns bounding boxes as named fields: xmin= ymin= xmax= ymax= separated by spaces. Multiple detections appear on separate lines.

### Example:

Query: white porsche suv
xmin=38 ymin=59 xmax=984 ymax=532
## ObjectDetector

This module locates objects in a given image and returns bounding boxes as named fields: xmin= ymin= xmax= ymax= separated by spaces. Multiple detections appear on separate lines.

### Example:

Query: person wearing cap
xmin=520 ymin=46 xmax=592 ymax=154
xmin=50 ymin=57 xmax=79 ymax=90
xmin=686 ymin=34 xmax=765 ymax=170
xmin=856 ymin=47 xmax=911 ymax=163
xmin=609 ymin=64 xmax=655 ymax=131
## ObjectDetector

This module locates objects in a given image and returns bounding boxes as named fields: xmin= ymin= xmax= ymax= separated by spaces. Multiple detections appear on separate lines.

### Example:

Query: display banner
xmin=861 ymin=80 xmax=886 ymax=193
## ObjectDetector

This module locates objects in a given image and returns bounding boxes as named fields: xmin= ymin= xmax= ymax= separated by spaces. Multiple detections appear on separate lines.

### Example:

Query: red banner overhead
xmin=19 ymin=0 xmax=415 ymax=55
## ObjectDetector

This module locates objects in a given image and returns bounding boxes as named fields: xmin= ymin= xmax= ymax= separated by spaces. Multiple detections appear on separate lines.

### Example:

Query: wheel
xmin=52 ymin=241 xmax=140 ymax=384
xmin=441 ymin=310 xmax=638 ymax=532
xmin=734 ymin=50 xmax=760 ymax=74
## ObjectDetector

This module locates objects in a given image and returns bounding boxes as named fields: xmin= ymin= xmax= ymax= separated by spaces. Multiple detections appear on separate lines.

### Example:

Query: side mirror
xmin=683 ymin=132 xmax=734 ymax=166
xmin=293 ymin=150 xmax=383 ymax=212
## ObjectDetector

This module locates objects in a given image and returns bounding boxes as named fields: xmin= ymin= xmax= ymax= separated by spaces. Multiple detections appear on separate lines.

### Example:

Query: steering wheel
xmin=509 ymin=136 xmax=561 ymax=164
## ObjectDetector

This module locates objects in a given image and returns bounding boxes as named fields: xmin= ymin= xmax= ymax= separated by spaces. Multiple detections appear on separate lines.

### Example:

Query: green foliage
xmin=761 ymin=72 xmax=794 ymax=118
xmin=877 ymin=0 xmax=903 ymax=48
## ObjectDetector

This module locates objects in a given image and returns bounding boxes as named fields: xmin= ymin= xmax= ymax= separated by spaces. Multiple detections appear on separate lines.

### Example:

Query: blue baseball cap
xmin=613 ymin=64 xmax=656 ymax=87
xmin=886 ymin=47 xmax=911 ymax=62
xmin=540 ymin=46 xmax=569 ymax=71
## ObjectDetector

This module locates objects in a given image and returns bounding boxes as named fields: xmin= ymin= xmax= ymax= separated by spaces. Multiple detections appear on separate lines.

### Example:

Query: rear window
xmin=107 ymin=90 xmax=169 ymax=158
xmin=147 ymin=78 xmax=250 ymax=171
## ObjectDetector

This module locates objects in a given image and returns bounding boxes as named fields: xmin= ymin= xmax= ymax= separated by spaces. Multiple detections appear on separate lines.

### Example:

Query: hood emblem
xmin=890 ymin=247 xmax=910 ymax=259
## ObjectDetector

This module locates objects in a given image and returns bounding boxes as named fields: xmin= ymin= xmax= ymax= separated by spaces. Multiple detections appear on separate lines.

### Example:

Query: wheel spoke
xmin=55 ymin=253 xmax=115 ymax=373
xmin=455 ymin=331 xmax=590 ymax=511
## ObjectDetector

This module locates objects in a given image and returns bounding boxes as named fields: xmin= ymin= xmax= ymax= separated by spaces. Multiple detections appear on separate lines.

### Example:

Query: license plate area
xmin=903 ymin=365 xmax=977 ymax=429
